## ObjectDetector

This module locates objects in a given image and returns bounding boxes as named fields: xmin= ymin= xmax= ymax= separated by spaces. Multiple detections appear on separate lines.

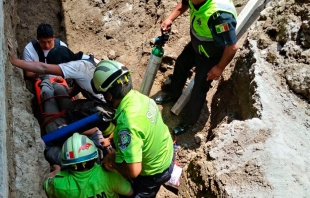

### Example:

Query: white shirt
xmin=58 ymin=60 xmax=105 ymax=102
xmin=23 ymin=40 xmax=67 ymax=62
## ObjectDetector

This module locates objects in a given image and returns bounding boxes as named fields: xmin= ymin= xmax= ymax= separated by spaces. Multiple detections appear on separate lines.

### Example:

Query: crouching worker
xmin=91 ymin=60 xmax=175 ymax=198
xmin=39 ymin=76 xmax=108 ymax=167
xmin=44 ymin=133 xmax=134 ymax=198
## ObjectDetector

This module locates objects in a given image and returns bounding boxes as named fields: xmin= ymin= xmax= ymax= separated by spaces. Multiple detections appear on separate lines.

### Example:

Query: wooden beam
xmin=170 ymin=0 xmax=262 ymax=115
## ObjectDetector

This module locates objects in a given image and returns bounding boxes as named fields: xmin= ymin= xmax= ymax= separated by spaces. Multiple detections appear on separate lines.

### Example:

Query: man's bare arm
xmin=161 ymin=2 xmax=189 ymax=31
xmin=216 ymin=44 xmax=239 ymax=71
xmin=207 ymin=44 xmax=238 ymax=81
xmin=113 ymin=161 xmax=142 ymax=178
xmin=24 ymin=70 xmax=40 ymax=80
xmin=103 ymin=153 xmax=142 ymax=178
xmin=47 ymin=165 xmax=61 ymax=178
xmin=8 ymin=40 xmax=64 ymax=77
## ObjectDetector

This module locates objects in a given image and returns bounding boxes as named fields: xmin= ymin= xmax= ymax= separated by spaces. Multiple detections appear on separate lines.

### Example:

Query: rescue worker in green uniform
xmin=154 ymin=0 xmax=239 ymax=135
xmin=91 ymin=60 xmax=175 ymax=198
xmin=44 ymin=133 xmax=133 ymax=198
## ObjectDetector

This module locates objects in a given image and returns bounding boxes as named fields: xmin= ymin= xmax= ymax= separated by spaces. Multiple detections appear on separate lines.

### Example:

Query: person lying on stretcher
xmin=8 ymin=40 xmax=115 ymax=136
xmin=8 ymin=40 xmax=116 ymax=166
xmin=39 ymin=76 xmax=114 ymax=168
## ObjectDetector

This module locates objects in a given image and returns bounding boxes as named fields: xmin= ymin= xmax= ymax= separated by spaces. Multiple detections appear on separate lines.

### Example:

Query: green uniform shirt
xmin=114 ymin=90 xmax=174 ymax=176
xmin=44 ymin=163 xmax=131 ymax=198
xmin=189 ymin=0 xmax=237 ymax=40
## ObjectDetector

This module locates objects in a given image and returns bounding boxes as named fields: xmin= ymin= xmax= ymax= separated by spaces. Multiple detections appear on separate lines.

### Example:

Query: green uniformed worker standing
xmin=154 ymin=0 xmax=239 ymax=135
xmin=91 ymin=60 xmax=175 ymax=198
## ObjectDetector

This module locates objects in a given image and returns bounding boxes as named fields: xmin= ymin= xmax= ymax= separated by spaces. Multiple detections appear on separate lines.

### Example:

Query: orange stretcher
xmin=34 ymin=77 xmax=74 ymax=128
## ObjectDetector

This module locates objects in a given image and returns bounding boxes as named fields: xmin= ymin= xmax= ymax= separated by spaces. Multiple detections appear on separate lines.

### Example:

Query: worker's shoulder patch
xmin=215 ymin=22 xmax=230 ymax=34
xmin=118 ymin=130 xmax=131 ymax=151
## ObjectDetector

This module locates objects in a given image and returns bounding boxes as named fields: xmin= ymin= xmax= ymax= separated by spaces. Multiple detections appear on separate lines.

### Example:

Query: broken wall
xmin=2 ymin=0 xmax=48 ymax=197
xmin=0 ymin=0 xmax=8 ymax=197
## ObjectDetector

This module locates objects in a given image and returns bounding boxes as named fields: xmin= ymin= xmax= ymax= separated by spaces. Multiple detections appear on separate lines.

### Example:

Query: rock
xmin=194 ymin=134 xmax=203 ymax=144
xmin=108 ymin=49 xmax=116 ymax=59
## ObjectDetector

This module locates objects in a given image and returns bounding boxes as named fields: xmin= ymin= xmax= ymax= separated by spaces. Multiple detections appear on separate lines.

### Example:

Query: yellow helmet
xmin=91 ymin=60 xmax=130 ymax=93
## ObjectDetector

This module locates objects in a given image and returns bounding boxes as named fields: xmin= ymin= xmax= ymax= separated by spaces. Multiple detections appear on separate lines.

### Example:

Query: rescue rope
xmin=39 ymin=95 xmax=72 ymax=106
xmin=39 ymin=95 xmax=72 ymax=127
xmin=41 ymin=110 xmax=67 ymax=128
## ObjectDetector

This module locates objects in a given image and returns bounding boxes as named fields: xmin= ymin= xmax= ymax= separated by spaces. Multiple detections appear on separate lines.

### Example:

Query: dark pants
xmin=170 ymin=42 xmax=221 ymax=125
xmin=129 ymin=153 xmax=175 ymax=198
xmin=41 ymin=80 xmax=106 ymax=166
xmin=40 ymin=79 xmax=71 ymax=166
xmin=40 ymin=79 xmax=71 ymax=133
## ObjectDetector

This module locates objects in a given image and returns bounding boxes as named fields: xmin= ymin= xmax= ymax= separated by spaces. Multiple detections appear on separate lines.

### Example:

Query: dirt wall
xmin=2 ymin=0 xmax=49 ymax=197
xmin=0 ymin=0 xmax=8 ymax=197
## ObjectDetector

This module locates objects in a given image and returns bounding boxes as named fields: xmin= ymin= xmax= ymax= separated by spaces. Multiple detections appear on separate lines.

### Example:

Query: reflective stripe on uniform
xmin=198 ymin=45 xmax=210 ymax=57
xmin=103 ymin=122 xmax=115 ymax=136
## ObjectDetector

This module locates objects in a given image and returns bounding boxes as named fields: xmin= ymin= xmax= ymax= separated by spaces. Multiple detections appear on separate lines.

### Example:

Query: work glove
xmin=95 ymin=105 xmax=115 ymax=121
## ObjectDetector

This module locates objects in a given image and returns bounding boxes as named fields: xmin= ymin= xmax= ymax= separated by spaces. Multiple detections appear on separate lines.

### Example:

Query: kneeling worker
xmin=91 ymin=60 xmax=175 ymax=198
xmin=44 ymin=133 xmax=133 ymax=197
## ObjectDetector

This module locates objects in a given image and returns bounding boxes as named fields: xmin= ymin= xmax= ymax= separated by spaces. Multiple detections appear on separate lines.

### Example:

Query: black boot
xmin=172 ymin=122 xmax=192 ymax=136
xmin=153 ymin=94 xmax=178 ymax=105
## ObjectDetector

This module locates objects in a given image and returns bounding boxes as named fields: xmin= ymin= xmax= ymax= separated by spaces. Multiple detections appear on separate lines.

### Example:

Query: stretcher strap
xmin=41 ymin=110 xmax=67 ymax=128
xmin=39 ymin=95 xmax=72 ymax=106
xmin=39 ymin=95 xmax=71 ymax=127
